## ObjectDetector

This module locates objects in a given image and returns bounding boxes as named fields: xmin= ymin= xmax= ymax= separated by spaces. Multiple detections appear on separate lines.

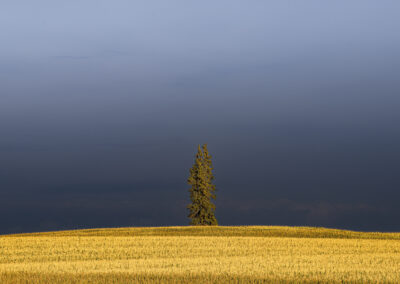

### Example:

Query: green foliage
xmin=187 ymin=144 xmax=218 ymax=225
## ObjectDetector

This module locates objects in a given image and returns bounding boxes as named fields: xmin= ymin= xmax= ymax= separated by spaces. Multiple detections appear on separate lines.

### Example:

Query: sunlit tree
xmin=187 ymin=144 xmax=218 ymax=225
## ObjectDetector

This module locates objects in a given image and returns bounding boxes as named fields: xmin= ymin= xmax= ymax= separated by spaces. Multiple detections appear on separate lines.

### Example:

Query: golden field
xmin=1 ymin=226 xmax=400 ymax=283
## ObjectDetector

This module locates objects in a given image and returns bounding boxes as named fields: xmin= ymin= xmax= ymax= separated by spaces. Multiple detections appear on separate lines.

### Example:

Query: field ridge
xmin=3 ymin=225 xmax=400 ymax=240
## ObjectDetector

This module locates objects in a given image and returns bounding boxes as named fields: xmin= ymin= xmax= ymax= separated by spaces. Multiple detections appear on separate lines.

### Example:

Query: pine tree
xmin=187 ymin=144 xmax=218 ymax=225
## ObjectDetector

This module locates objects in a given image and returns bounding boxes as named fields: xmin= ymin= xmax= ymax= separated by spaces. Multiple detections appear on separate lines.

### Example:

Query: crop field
xmin=1 ymin=226 xmax=400 ymax=283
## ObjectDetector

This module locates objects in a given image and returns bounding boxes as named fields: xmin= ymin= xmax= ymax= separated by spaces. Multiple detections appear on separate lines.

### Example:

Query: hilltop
xmin=5 ymin=225 xmax=400 ymax=239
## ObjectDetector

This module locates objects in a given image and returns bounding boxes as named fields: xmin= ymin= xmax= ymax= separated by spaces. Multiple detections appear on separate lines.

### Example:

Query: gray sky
xmin=1 ymin=1 xmax=400 ymax=233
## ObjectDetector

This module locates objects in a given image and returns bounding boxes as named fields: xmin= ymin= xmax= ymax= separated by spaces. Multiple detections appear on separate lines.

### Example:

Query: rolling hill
xmin=1 ymin=226 xmax=400 ymax=283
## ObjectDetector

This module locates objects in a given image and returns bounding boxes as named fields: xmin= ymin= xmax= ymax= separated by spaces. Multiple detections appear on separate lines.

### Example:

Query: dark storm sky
xmin=1 ymin=1 xmax=400 ymax=234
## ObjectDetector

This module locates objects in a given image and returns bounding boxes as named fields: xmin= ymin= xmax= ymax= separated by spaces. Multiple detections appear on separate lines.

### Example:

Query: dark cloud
xmin=1 ymin=1 xmax=400 ymax=234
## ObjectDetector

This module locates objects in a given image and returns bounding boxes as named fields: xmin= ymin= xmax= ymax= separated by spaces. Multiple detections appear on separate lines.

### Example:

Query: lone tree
xmin=187 ymin=144 xmax=218 ymax=225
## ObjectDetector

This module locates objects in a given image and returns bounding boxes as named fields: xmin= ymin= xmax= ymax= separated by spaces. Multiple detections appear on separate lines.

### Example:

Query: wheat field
xmin=1 ymin=226 xmax=400 ymax=283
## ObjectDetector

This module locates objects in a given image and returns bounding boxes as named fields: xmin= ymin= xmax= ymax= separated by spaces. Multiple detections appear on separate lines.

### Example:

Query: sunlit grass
xmin=1 ymin=226 xmax=400 ymax=283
